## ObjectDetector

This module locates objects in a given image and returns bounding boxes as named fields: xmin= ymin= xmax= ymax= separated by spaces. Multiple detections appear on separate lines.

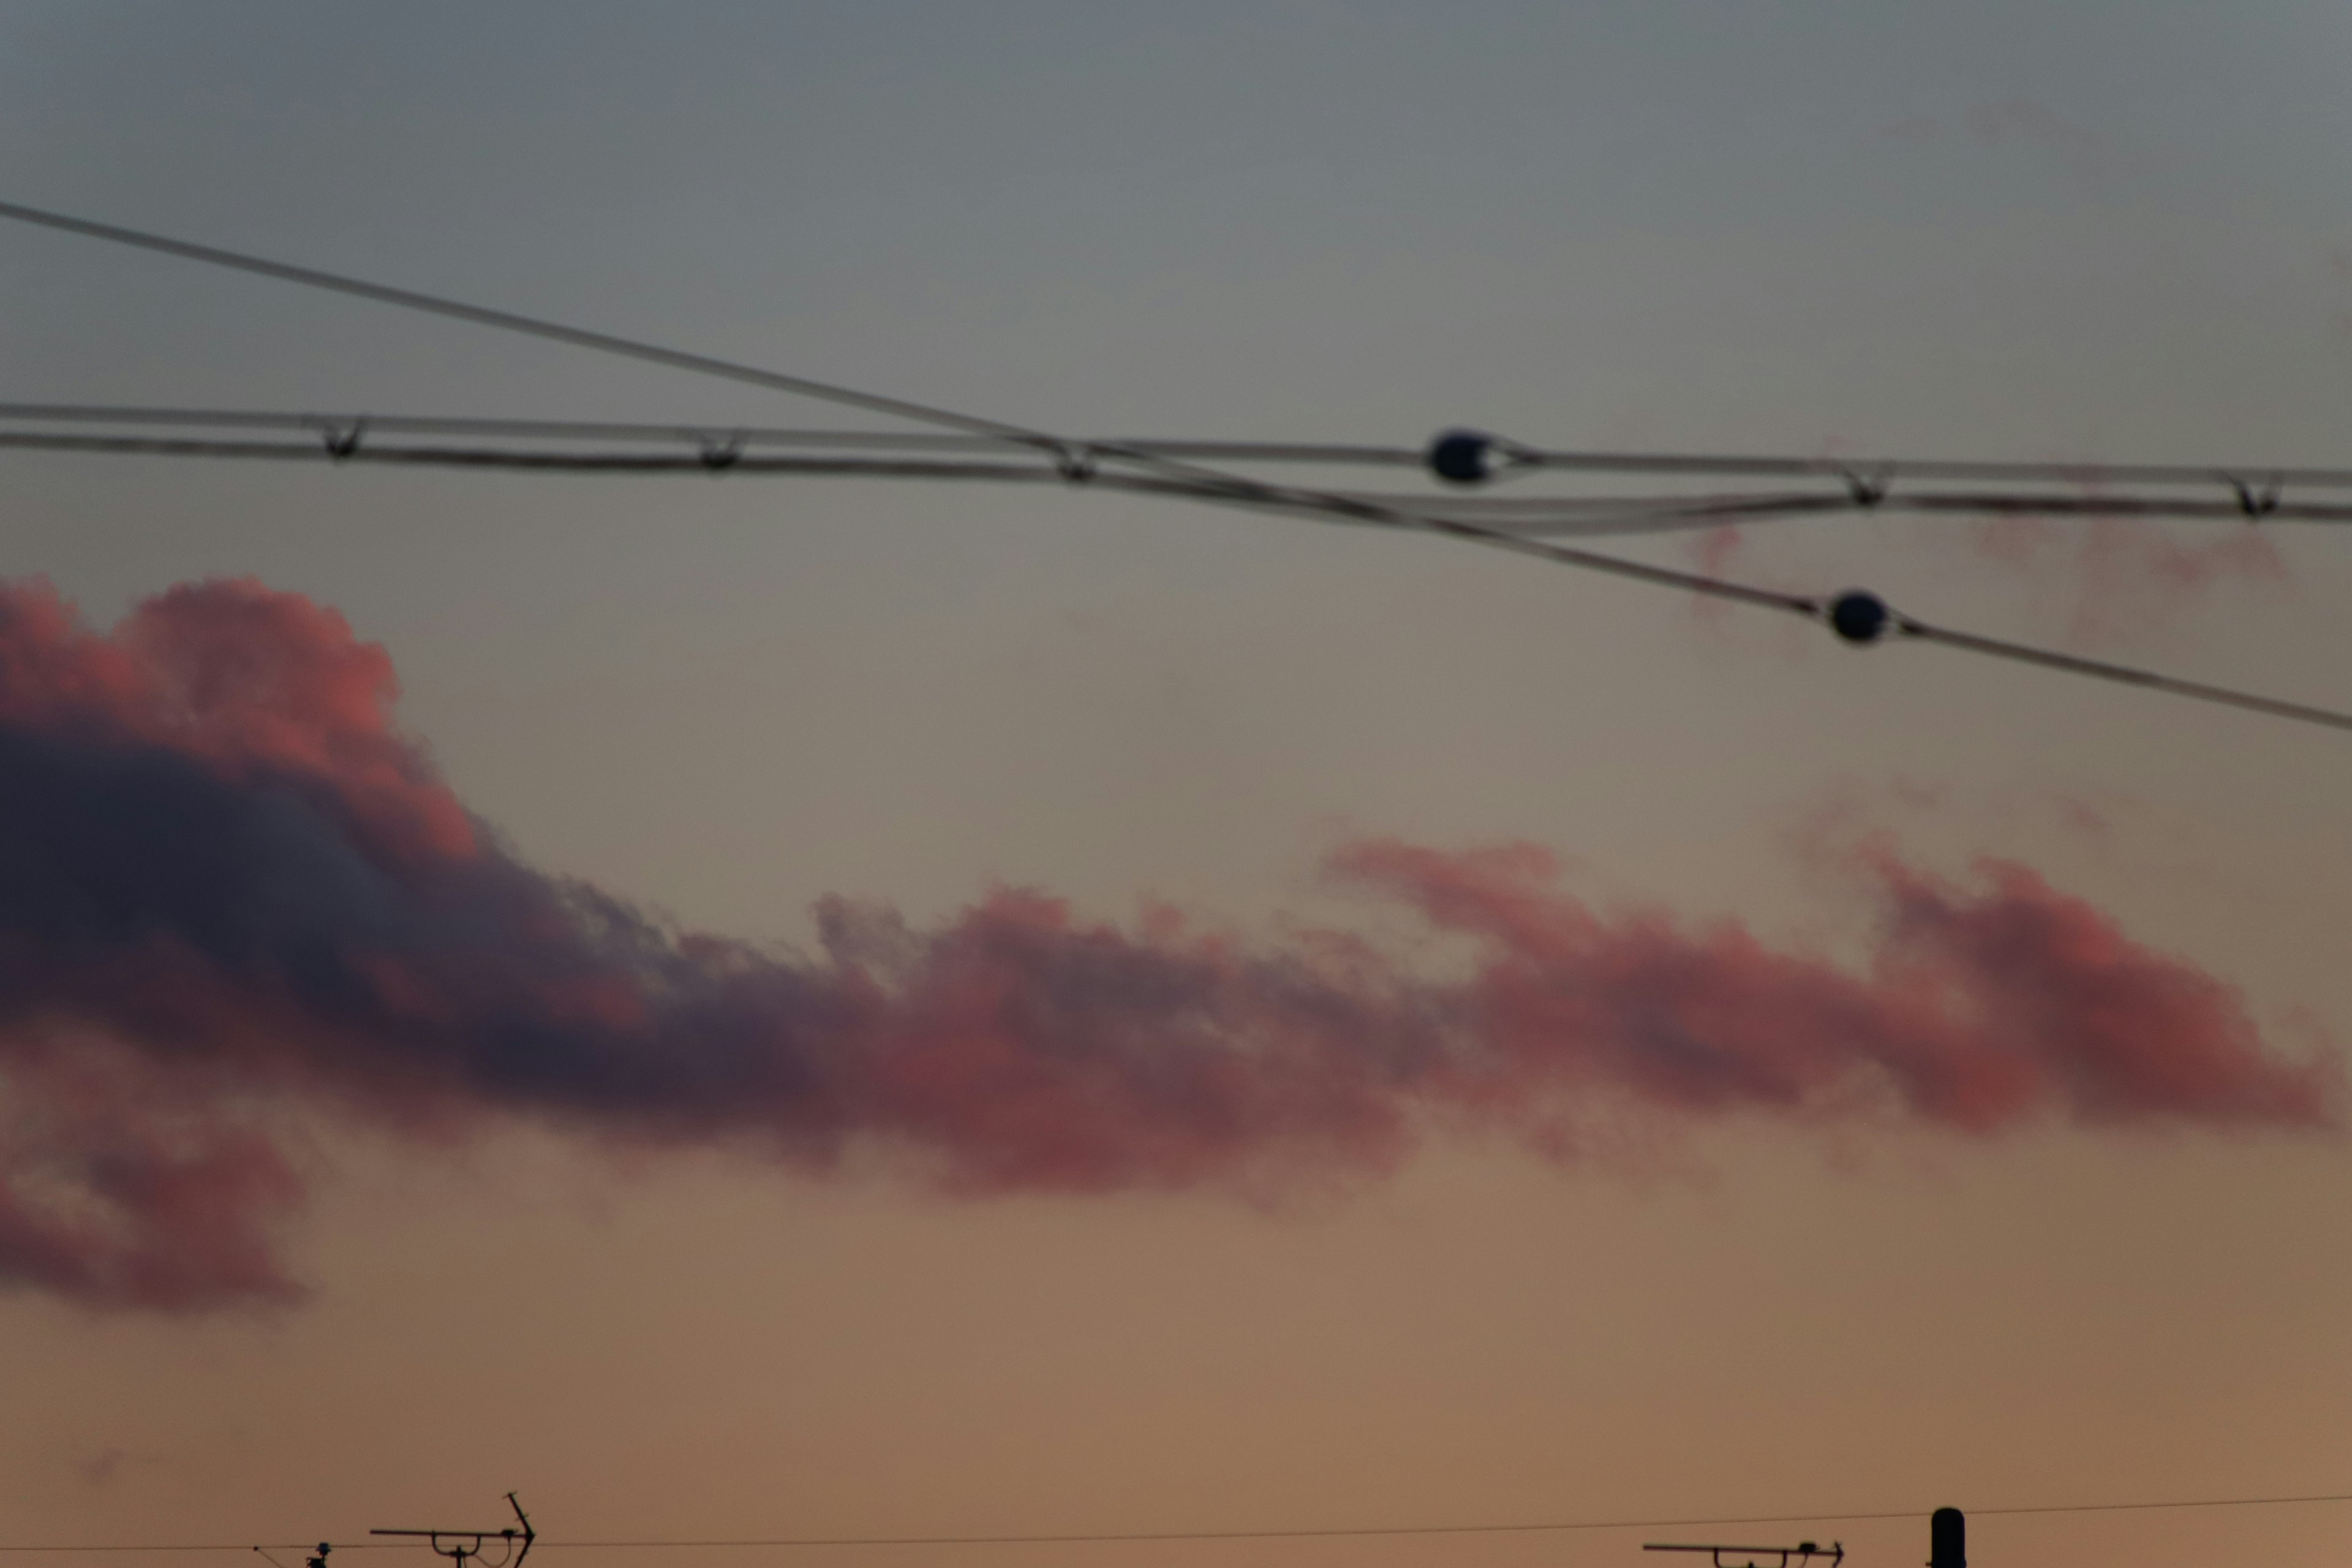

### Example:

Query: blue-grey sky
xmin=4 ymin=7 xmax=2352 ymax=1568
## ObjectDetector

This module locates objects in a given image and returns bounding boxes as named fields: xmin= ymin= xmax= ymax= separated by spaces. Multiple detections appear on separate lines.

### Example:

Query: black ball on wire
xmin=1828 ymin=590 xmax=1891 ymax=644
xmin=1427 ymin=430 xmax=1494 ymax=485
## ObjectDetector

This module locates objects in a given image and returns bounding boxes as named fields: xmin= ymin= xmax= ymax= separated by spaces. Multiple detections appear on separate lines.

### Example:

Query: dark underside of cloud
xmin=0 ymin=578 xmax=2331 ymax=1311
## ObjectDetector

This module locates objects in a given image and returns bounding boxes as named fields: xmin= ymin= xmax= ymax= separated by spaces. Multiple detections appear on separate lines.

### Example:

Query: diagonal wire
xmin=0 ymin=203 xmax=1042 ymax=447
xmin=1892 ymin=614 xmax=2352 ymax=732
xmin=4 ymin=197 xmax=2350 ymax=731
xmin=0 ymin=200 xmax=1810 ymax=602
xmin=0 ymin=197 xmax=1830 ymax=617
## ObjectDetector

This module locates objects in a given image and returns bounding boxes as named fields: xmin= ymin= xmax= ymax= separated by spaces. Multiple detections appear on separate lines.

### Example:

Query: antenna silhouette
xmin=371 ymin=1494 xmax=535 ymax=1568
xmin=1644 ymin=1541 xmax=1844 ymax=1568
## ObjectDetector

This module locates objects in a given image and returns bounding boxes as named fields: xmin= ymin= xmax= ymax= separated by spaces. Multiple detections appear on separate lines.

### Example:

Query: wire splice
xmin=1826 ymin=590 xmax=1891 ymax=644
xmin=1427 ymin=430 xmax=1496 ymax=485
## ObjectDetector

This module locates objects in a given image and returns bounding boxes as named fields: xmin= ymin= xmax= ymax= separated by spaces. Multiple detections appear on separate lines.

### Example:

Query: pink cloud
xmin=0 ymin=578 xmax=2328 ymax=1312
xmin=1966 ymin=513 xmax=2288 ymax=644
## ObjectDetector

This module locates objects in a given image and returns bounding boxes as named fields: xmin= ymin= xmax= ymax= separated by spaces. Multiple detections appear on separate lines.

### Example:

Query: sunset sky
xmin=6 ymin=6 xmax=2352 ymax=1567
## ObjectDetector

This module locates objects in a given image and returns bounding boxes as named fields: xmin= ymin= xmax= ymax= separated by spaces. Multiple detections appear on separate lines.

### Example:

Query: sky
xmin=4 ymin=4 xmax=2352 ymax=1566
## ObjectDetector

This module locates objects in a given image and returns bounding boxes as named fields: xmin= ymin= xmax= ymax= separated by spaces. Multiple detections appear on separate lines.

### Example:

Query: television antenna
xmin=371 ymin=1494 xmax=535 ymax=1568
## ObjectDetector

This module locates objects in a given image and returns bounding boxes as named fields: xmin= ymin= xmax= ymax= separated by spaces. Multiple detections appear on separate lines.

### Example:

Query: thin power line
xmin=501 ymin=1490 xmax=2352 ymax=1546
xmin=7 ymin=1492 xmax=2352 ymax=1554
xmin=14 ymin=428 xmax=2352 ymax=534
xmin=14 ymin=406 xmax=2352 ymax=530
xmin=8 ymin=401 xmax=2352 ymax=493
xmin=0 ymin=202 xmax=1042 ymax=448
xmin=4 ymin=197 xmax=2348 ymax=733
xmin=0 ymin=429 xmax=1809 ymax=543
xmin=0 ymin=198 xmax=1830 ymax=614
xmin=1891 ymin=611 xmax=2352 ymax=733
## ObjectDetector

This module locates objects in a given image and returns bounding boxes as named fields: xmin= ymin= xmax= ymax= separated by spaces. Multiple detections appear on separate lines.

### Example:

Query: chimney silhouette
xmin=1929 ymin=1509 xmax=1965 ymax=1568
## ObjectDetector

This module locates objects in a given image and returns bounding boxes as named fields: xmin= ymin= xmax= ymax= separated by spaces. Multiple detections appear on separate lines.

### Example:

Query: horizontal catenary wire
xmin=13 ymin=425 xmax=2352 ymax=543
xmin=0 ymin=430 xmax=1826 ymax=540
xmin=4 ymin=197 xmax=2350 ymax=734
xmin=8 ymin=1491 xmax=2352 ymax=1553
xmin=28 ymin=430 xmax=2352 ymax=540
xmin=12 ymin=404 xmax=2352 ymax=529
xmin=7 ymin=401 xmax=2352 ymax=496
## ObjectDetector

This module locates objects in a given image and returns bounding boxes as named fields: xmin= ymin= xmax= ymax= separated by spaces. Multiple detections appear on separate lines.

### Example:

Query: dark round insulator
xmin=1427 ymin=430 xmax=1494 ymax=485
xmin=1828 ymin=589 xmax=1890 ymax=644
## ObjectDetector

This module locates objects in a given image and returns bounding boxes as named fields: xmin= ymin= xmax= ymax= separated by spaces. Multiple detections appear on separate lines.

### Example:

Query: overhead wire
xmin=3 ymin=197 xmax=2349 ymax=732
xmin=14 ymin=425 xmax=2352 ymax=538
xmin=0 ymin=429 xmax=1808 ymax=543
xmin=8 ymin=401 xmax=2352 ymax=494
xmin=0 ymin=196 xmax=1831 ymax=611
xmin=1884 ymin=605 xmax=2352 ymax=730
xmin=0 ymin=202 xmax=1044 ymax=448
xmin=12 ymin=405 xmax=2352 ymax=529
xmin=9 ymin=1490 xmax=2352 ymax=1554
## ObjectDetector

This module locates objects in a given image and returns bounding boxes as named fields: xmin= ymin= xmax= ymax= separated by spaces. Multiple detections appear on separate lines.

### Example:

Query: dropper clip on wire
xmin=318 ymin=420 xmax=364 ymax=461
xmin=1838 ymin=467 xmax=1889 ymax=508
xmin=2228 ymin=472 xmax=2283 ymax=518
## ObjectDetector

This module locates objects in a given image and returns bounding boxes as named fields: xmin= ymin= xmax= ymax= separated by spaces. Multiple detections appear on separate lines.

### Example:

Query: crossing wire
xmin=3 ymin=197 xmax=2349 ymax=733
